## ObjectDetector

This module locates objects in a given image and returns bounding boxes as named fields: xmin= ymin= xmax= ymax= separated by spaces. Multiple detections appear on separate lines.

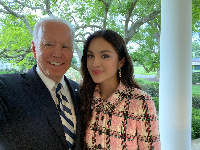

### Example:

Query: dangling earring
xmin=119 ymin=68 xmax=121 ymax=78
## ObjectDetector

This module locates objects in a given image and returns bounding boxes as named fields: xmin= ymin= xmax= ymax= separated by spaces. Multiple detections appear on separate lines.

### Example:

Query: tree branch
xmin=0 ymin=9 xmax=10 ymax=14
xmin=98 ymin=0 xmax=111 ymax=29
xmin=124 ymin=0 xmax=138 ymax=38
xmin=75 ymin=25 xmax=103 ymax=30
xmin=75 ymin=38 xmax=86 ymax=43
xmin=23 ymin=17 xmax=34 ymax=36
xmin=0 ymin=47 xmax=31 ymax=60
xmin=125 ymin=8 xmax=161 ymax=44
xmin=0 ymin=1 xmax=34 ymax=36
xmin=147 ymin=21 xmax=160 ymax=51
xmin=45 ymin=0 xmax=53 ymax=15
xmin=0 ymin=1 xmax=22 ymax=18
xmin=15 ymin=0 xmax=44 ymax=10
xmin=74 ymin=43 xmax=82 ymax=60
xmin=71 ymin=16 xmax=78 ymax=25
xmin=0 ymin=48 xmax=7 ymax=56
xmin=153 ymin=22 xmax=160 ymax=51
xmin=75 ymin=32 xmax=92 ymax=40
xmin=142 ymin=62 xmax=155 ymax=73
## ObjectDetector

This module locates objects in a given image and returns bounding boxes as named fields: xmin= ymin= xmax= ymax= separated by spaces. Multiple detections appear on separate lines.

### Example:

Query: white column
xmin=159 ymin=0 xmax=192 ymax=150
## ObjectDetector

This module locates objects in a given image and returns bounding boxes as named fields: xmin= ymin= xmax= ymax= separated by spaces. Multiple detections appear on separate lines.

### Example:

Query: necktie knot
xmin=56 ymin=83 xmax=62 ymax=93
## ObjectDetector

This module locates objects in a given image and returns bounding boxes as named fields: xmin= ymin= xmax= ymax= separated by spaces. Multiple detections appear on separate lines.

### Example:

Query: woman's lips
xmin=92 ymin=70 xmax=102 ymax=75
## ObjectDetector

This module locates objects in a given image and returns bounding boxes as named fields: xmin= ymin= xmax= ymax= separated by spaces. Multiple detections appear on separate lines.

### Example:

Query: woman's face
xmin=86 ymin=37 xmax=124 ymax=84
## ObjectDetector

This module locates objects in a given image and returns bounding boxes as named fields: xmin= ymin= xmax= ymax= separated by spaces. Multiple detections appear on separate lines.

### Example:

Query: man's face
xmin=32 ymin=21 xmax=73 ymax=82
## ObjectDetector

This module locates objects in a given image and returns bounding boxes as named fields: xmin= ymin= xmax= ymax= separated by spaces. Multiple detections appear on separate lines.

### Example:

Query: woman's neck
xmin=99 ymin=79 xmax=119 ymax=100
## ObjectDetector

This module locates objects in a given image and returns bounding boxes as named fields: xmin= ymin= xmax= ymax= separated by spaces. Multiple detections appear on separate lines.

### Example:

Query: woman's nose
xmin=92 ymin=57 xmax=101 ymax=67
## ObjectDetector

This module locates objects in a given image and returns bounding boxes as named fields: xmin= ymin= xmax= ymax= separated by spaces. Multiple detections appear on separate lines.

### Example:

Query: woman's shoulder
xmin=119 ymin=82 xmax=152 ymax=100
xmin=126 ymin=86 xmax=152 ymax=100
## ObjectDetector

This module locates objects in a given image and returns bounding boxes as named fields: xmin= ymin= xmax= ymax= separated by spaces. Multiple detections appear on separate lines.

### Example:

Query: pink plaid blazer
xmin=85 ymin=82 xmax=161 ymax=150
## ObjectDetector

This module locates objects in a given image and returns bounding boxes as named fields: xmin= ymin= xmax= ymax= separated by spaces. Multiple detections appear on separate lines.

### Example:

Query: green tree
xmin=0 ymin=14 xmax=36 ymax=70
xmin=0 ymin=0 xmax=162 ymax=73
xmin=193 ymin=0 xmax=200 ymax=32
xmin=1 ymin=0 xmax=199 ymax=74
xmin=192 ymin=41 xmax=200 ymax=58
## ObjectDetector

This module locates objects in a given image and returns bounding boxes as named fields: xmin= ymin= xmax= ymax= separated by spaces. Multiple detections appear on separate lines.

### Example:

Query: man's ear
xmin=31 ymin=41 xmax=37 ymax=59
xmin=118 ymin=57 xmax=125 ymax=69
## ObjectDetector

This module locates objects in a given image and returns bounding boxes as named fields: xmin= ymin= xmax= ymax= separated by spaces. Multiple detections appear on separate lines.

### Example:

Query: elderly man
xmin=0 ymin=16 xmax=82 ymax=150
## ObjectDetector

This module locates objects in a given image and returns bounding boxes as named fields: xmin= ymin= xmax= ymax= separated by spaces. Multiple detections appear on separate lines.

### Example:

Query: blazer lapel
xmin=23 ymin=66 xmax=69 ymax=149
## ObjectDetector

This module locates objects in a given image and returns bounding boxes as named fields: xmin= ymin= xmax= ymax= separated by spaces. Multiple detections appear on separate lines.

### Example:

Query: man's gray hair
xmin=32 ymin=16 xmax=75 ymax=49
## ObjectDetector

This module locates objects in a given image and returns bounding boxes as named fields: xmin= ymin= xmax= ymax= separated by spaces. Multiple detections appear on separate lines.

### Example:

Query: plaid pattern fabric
xmin=85 ymin=83 xmax=161 ymax=150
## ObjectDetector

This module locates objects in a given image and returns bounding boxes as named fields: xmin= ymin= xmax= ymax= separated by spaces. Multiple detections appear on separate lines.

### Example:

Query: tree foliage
xmin=193 ymin=0 xmax=200 ymax=33
xmin=0 ymin=0 xmax=198 ymax=74
xmin=193 ymin=41 xmax=200 ymax=58
xmin=0 ymin=0 xmax=161 ymax=72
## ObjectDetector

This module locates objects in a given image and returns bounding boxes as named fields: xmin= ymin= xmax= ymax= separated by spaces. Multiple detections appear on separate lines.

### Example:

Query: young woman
xmin=80 ymin=30 xmax=161 ymax=149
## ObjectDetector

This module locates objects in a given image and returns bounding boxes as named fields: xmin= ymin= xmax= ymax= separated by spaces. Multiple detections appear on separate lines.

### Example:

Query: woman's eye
xmin=102 ymin=54 xmax=110 ymax=58
xmin=87 ymin=54 xmax=93 ymax=58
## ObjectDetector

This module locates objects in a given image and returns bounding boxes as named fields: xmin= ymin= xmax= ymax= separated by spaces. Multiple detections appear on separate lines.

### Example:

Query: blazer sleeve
xmin=0 ymin=80 xmax=11 ymax=130
xmin=135 ymin=90 xmax=161 ymax=150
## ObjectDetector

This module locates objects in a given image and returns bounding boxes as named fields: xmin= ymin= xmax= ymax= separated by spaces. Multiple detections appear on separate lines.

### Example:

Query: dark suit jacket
xmin=0 ymin=66 xmax=82 ymax=150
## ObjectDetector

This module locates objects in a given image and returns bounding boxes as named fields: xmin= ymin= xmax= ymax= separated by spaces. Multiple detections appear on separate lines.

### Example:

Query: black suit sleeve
xmin=0 ymin=80 xmax=9 ymax=150
xmin=0 ymin=80 xmax=10 ymax=130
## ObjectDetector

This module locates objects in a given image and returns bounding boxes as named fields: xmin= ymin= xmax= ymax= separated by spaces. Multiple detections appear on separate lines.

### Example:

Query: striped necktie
xmin=56 ymin=83 xmax=75 ymax=149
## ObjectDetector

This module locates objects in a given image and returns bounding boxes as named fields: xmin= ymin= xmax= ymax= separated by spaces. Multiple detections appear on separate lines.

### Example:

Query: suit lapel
xmin=23 ymin=66 xmax=69 ymax=149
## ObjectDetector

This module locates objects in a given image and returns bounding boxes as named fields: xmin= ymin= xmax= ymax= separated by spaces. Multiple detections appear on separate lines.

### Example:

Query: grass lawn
xmin=0 ymin=71 xmax=6 ymax=74
xmin=134 ymin=66 xmax=157 ymax=75
xmin=192 ymin=84 xmax=200 ymax=96
xmin=135 ymin=78 xmax=156 ymax=84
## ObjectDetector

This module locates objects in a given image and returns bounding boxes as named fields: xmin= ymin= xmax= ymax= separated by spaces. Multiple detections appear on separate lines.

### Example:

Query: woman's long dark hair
xmin=79 ymin=30 xmax=140 ymax=149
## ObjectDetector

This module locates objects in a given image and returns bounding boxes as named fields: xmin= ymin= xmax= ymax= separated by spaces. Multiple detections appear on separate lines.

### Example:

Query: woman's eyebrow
xmin=100 ymin=50 xmax=113 ymax=53
xmin=87 ymin=50 xmax=113 ymax=54
xmin=87 ymin=50 xmax=93 ymax=53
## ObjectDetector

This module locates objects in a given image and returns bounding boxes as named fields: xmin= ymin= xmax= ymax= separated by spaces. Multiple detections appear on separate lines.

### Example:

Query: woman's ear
xmin=118 ymin=57 xmax=125 ymax=69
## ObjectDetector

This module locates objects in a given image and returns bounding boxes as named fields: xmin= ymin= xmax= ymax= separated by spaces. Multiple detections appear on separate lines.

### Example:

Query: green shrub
xmin=0 ymin=68 xmax=21 ymax=74
xmin=192 ymin=72 xmax=200 ymax=84
xmin=192 ymin=108 xmax=200 ymax=140
xmin=136 ymin=79 xmax=159 ymax=97
xmin=152 ymin=97 xmax=159 ymax=111
xmin=192 ymin=94 xmax=200 ymax=109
